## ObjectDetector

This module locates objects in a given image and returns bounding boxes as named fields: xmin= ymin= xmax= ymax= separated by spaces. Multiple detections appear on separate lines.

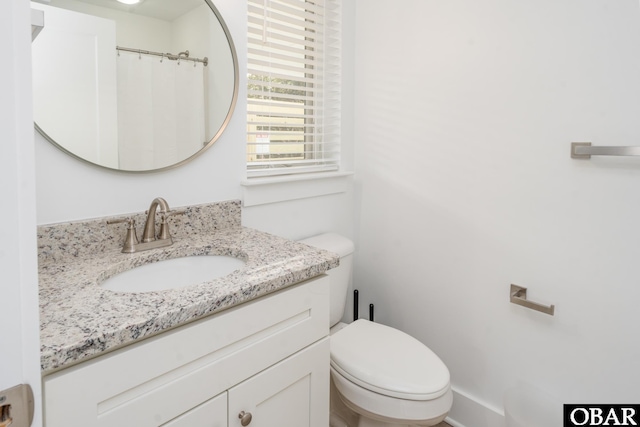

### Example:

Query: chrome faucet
xmin=107 ymin=197 xmax=184 ymax=253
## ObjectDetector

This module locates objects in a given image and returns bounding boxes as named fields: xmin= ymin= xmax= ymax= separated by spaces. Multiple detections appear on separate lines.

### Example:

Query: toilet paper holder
xmin=510 ymin=284 xmax=555 ymax=316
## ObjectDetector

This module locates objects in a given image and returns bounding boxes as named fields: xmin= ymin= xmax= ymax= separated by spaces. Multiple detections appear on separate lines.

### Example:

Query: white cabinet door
xmin=228 ymin=338 xmax=329 ymax=427
xmin=30 ymin=2 xmax=119 ymax=168
xmin=162 ymin=392 xmax=227 ymax=427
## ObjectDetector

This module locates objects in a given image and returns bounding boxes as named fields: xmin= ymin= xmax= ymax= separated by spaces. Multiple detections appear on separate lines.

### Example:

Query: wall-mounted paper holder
xmin=510 ymin=284 xmax=555 ymax=316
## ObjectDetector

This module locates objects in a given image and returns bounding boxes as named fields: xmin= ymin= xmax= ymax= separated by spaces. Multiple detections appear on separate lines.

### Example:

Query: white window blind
xmin=247 ymin=0 xmax=341 ymax=177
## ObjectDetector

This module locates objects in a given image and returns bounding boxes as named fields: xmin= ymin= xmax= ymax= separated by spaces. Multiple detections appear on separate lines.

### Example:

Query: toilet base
xmin=358 ymin=418 xmax=442 ymax=427
xmin=331 ymin=376 xmax=360 ymax=427
xmin=347 ymin=400 xmax=447 ymax=427
xmin=330 ymin=377 xmax=447 ymax=427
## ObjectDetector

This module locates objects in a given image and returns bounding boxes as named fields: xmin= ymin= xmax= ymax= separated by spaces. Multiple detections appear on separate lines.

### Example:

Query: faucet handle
xmin=157 ymin=210 xmax=185 ymax=241
xmin=106 ymin=217 xmax=139 ymax=253
xmin=106 ymin=217 xmax=134 ymax=226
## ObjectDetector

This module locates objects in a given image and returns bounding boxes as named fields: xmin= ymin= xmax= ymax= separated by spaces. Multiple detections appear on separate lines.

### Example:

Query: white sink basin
xmin=101 ymin=255 xmax=245 ymax=293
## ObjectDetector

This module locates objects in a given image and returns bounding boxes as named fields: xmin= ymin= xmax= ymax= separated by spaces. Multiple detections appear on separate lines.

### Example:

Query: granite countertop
xmin=38 ymin=200 xmax=339 ymax=374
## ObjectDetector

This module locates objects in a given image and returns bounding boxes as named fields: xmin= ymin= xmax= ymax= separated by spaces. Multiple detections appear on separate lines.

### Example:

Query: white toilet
xmin=300 ymin=233 xmax=453 ymax=427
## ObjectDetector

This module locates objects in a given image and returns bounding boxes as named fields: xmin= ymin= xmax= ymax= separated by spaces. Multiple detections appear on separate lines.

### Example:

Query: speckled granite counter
xmin=38 ymin=200 xmax=338 ymax=374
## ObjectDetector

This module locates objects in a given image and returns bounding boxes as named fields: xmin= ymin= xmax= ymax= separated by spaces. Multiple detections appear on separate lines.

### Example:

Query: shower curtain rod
xmin=116 ymin=46 xmax=208 ymax=66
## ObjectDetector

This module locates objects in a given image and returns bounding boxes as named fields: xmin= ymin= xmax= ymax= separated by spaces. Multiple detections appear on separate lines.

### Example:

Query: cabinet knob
xmin=238 ymin=411 xmax=252 ymax=426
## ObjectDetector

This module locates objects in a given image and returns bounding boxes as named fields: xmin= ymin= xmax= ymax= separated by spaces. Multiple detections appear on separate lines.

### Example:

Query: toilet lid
xmin=330 ymin=319 xmax=450 ymax=401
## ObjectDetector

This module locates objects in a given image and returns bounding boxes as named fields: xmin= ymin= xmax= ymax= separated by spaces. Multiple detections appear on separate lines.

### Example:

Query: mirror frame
xmin=35 ymin=0 xmax=239 ymax=174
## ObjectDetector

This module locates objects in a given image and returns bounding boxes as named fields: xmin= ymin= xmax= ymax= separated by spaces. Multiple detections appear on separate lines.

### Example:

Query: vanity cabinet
xmin=162 ymin=391 xmax=227 ymax=427
xmin=43 ymin=276 xmax=330 ymax=427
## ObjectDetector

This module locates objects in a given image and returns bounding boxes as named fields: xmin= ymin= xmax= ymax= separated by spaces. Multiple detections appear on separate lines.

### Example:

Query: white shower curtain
xmin=116 ymin=51 xmax=206 ymax=170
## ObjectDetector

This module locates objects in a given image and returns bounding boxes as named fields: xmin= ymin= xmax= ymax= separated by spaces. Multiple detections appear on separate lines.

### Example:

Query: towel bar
xmin=571 ymin=142 xmax=640 ymax=159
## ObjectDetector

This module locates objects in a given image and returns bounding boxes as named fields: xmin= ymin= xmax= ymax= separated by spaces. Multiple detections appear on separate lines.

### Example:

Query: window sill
xmin=241 ymin=171 xmax=354 ymax=207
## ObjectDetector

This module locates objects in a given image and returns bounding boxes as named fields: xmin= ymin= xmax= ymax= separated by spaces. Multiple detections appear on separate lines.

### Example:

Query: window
xmin=247 ymin=0 xmax=341 ymax=177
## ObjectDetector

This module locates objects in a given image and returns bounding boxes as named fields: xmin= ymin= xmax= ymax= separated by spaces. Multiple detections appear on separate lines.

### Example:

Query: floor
xmin=434 ymin=422 xmax=452 ymax=427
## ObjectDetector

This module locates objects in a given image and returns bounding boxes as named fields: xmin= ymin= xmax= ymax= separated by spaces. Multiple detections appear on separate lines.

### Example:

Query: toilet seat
xmin=330 ymin=319 xmax=450 ymax=401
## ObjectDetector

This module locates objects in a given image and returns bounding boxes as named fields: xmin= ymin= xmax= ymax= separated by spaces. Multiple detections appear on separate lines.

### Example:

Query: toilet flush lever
xmin=510 ymin=284 xmax=555 ymax=316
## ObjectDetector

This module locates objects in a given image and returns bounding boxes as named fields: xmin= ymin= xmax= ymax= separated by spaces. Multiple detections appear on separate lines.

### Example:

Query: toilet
xmin=300 ymin=233 xmax=453 ymax=427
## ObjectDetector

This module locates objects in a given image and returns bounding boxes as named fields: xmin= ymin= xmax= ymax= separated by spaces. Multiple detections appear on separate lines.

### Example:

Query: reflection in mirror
xmin=31 ymin=0 xmax=238 ymax=172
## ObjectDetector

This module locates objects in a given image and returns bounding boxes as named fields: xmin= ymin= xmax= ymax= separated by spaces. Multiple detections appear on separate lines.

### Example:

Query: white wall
xmin=1 ymin=1 xmax=42 ymax=425
xmin=35 ymin=0 xmax=356 ymax=242
xmin=45 ymin=0 xmax=173 ymax=51
xmin=354 ymin=0 xmax=640 ymax=425
xmin=31 ymin=2 xmax=353 ymax=425
xmin=32 ymin=0 xmax=640 ymax=424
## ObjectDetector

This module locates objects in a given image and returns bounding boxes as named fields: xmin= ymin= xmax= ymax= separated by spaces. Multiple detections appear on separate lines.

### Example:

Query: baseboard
xmin=445 ymin=387 xmax=506 ymax=427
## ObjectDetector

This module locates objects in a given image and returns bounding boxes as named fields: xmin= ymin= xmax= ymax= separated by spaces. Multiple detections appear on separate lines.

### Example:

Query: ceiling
xmin=44 ymin=0 xmax=205 ymax=22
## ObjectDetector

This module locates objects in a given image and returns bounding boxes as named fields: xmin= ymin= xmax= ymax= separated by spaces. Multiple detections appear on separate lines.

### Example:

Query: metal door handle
xmin=0 ymin=384 xmax=34 ymax=427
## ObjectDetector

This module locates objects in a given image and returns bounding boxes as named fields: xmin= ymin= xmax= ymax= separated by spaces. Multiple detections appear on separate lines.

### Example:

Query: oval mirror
xmin=31 ymin=0 xmax=238 ymax=173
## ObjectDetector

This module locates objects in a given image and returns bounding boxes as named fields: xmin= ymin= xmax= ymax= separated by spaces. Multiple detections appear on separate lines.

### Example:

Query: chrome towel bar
xmin=510 ymin=284 xmax=555 ymax=316
xmin=571 ymin=142 xmax=640 ymax=159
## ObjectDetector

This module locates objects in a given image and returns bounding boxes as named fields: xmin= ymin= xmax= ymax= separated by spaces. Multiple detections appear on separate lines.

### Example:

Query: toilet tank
xmin=299 ymin=233 xmax=354 ymax=327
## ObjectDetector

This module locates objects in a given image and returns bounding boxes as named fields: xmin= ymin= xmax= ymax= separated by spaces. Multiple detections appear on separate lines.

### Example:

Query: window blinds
xmin=247 ymin=0 xmax=341 ymax=177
